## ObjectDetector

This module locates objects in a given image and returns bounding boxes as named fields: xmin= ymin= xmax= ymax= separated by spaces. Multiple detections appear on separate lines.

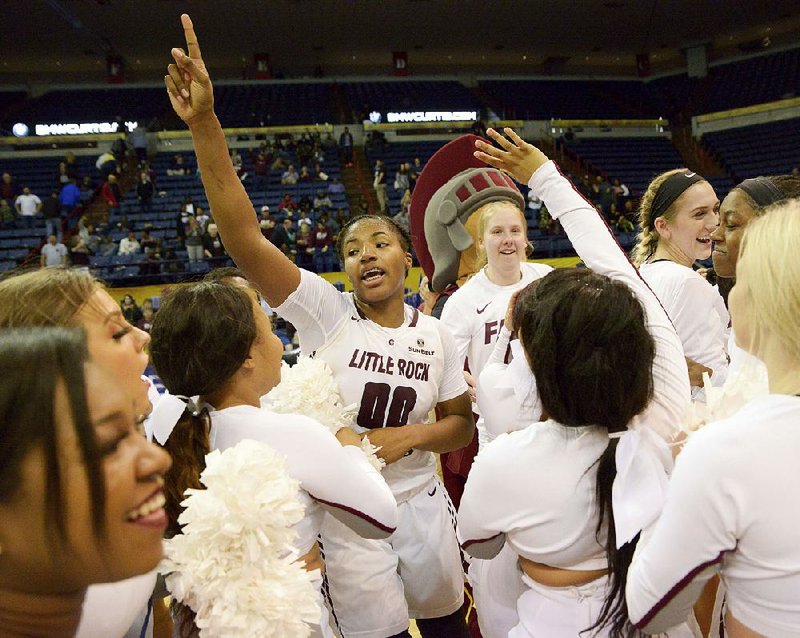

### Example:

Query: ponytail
xmin=583 ymin=438 xmax=640 ymax=638
xmin=159 ymin=408 xmax=211 ymax=638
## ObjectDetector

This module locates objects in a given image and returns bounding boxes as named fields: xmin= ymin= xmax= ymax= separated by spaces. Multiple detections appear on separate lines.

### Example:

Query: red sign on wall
xmin=254 ymin=53 xmax=272 ymax=80
xmin=392 ymin=51 xmax=408 ymax=77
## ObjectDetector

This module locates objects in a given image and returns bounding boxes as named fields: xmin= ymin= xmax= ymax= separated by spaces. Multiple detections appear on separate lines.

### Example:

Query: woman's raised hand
xmin=165 ymin=14 xmax=214 ymax=124
xmin=474 ymin=127 xmax=550 ymax=185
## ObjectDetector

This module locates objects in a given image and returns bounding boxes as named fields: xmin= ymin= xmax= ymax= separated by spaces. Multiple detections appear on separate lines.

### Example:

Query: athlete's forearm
xmin=407 ymin=398 xmax=474 ymax=453
xmin=187 ymin=111 xmax=300 ymax=304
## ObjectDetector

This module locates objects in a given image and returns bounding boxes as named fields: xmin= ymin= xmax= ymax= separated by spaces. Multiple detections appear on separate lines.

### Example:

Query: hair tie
xmin=148 ymin=390 xmax=200 ymax=445
xmin=648 ymin=171 xmax=705 ymax=231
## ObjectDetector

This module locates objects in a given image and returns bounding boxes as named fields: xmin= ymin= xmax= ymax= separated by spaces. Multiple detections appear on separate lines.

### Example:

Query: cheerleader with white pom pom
xmin=149 ymin=269 xmax=398 ymax=638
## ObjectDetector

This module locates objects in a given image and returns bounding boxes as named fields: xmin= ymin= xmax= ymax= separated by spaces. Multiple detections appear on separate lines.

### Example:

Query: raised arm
xmin=165 ymin=14 xmax=299 ymax=306
xmin=475 ymin=128 xmax=689 ymax=441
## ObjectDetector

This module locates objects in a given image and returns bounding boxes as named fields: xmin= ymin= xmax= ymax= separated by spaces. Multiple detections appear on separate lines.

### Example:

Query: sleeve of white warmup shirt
xmin=668 ymin=275 xmax=729 ymax=387
xmin=529 ymin=161 xmax=690 ymax=442
xmin=275 ymin=268 xmax=353 ymax=354
xmin=457 ymin=435 xmax=519 ymax=559
xmin=283 ymin=416 xmax=398 ymax=539
xmin=436 ymin=318 xmax=470 ymax=402
xmin=439 ymin=291 xmax=472 ymax=368
xmin=478 ymin=326 xmax=524 ymax=440
xmin=626 ymin=428 xmax=740 ymax=632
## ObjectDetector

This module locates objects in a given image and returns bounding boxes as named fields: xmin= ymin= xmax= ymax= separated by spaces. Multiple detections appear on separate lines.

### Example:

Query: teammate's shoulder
xmin=259 ymin=409 xmax=335 ymax=437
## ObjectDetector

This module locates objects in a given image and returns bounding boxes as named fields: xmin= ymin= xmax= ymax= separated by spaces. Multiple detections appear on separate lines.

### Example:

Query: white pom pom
xmin=161 ymin=439 xmax=319 ymax=637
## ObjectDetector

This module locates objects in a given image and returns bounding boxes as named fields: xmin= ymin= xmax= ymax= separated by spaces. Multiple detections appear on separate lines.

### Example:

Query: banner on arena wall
xmin=392 ymin=51 xmax=408 ymax=77
xmin=254 ymin=53 xmax=272 ymax=80
xmin=107 ymin=55 xmax=125 ymax=84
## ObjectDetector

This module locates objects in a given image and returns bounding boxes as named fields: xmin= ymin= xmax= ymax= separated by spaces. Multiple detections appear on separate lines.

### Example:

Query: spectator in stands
xmin=120 ymin=294 xmax=143 ymax=324
xmin=339 ymin=126 xmax=354 ymax=167
xmin=230 ymin=148 xmax=245 ymax=180
xmin=327 ymin=177 xmax=345 ymax=194
xmin=167 ymin=154 xmax=188 ymax=176
xmin=611 ymin=177 xmax=629 ymax=209
xmin=278 ymin=192 xmax=297 ymax=214
xmin=100 ymin=175 xmax=121 ymax=216
xmin=98 ymin=233 xmax=116 ymax=257
xmin=111 ymin=134 xmax=128 ymax=170
xmin=269 ymin=218 xmax=295 ymax=257
xmin=313 ymin=189 xmax=332 ymax=211
xmin=140 ymin=245 xmax=163 ymax=277
xmin=79 ymin=175 xmax=95 ymax=205
xmin=81 ymin=222 xmax=101 ymax=255
xmin=69 ymin=235 xmax=90 ymax=267
xmin=393 ymin=163 xmax=410 ymax=193
xmin=184 ymin=215 xmax=205 ymax=262
xmin=15 ymin=186 xmax=41 ymax=230
xmin=60 ymin=177 xmax=81 ymax=218
xmin=295 ymin=222 xmax=314 ymax=269
xmin=56 ymin=162 xmax=70 ymax=188
xmin=595 ymin=175 xmax=613 ymax=216
xmin=392 ymin=196 xmax=411 ymax=235
xmin=0 ymin=199 xmax=13 ymax=229
xmin=312 ymin=162 xmax=327 ymax=181
xmin=1 ymin=172 xmax=16 ymax=201
xmin=320 ymin=211 xmax=336 ymax=236
xmin=202 ymin=222 xmax=226 ymax=263
xmin=253 ymin=150 xmax=269 ymax=191
xmin=131 ymin=125 xmax=148 ymax=165
xmin=194 ymin=206 xmax=209 ymax=231
xmin=615 ymin=211 xmax=635 ymax=233
xmin=298 ymin=165 xmax=313 ymax=182
xmin=41 ymin=191 xmax=62 ymax=241
xmin=118 ymin=230 xmax=141 ymax=256
xmin=136 ymin=171 xmax=154 ymax=214
xmin=40 ymin=234 xmax=68 ymax=268
xmin=281 ymin=164 xmax=299 ymax=185
xmin=63 ymin=151 xmax=80 ymax=180
xmin=322 ymin=131 xmax=336 ymax=151
xmin=311 ymin=218 xmax=334 ymax=272
xmin=96 ymin=150 xmax=117 ymax=177
xmin=373 ymin=159 xmax=388 ymax=214
xmin=136 ymin=299 xmax=156 ymax=332
xmin=140 ymin=228 xmax=158 ymax=253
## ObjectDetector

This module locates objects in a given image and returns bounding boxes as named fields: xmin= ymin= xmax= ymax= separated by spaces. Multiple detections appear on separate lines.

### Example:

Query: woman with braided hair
xmin=632 ymin=169 xmax=728 ymax=397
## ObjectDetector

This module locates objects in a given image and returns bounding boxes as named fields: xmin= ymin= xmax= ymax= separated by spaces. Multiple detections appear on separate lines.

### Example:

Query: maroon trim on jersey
xmin=549 ymin=162 xmax=673 ymax=323
xmin=461 ymin=531 xmax=504 ymax=551
xmin=634 ymin=550 xmax=726 ymax=629
xmin=313 ymin=495 xmax=397 ymax=534
xmin=408 ymin=307 xmax=419 ymax=327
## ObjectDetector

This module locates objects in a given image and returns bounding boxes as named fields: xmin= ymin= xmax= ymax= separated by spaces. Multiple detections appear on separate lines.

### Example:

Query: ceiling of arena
xmin=2 ymin=0 xmax=799 ymax=83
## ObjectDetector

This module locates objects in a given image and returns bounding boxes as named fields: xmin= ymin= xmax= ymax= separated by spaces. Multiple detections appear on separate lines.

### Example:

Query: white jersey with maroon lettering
xmin=276 ymin=269 xmax=468 ymax=498
xmin=440 ymin=261 xmax=552 ymax=446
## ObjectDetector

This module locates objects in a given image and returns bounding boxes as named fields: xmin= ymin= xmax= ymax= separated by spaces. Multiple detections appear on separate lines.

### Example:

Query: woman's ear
xmin=653 ymin=216 xmax=670 ymax=240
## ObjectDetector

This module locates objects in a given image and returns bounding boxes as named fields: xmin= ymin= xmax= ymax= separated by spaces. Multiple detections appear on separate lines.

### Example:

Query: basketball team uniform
xmin=627 ymin=395 xmax=800 ymax=637
xmin=459 ymin=161 xmax=692 ymax=637
xmin=639 ymin=260 xmax=730 ymax=399
xmin=277 ymin=270 xmax=469 ymax=638
xmin=440 ymin=261 xmax=552 ymax=449
xmin=209 ymin=406 xmax=399 ymax=638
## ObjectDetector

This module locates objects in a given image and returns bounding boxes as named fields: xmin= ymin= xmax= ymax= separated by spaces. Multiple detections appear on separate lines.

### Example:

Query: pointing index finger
xmin=181 ymin=14 xmax=202 ymax=60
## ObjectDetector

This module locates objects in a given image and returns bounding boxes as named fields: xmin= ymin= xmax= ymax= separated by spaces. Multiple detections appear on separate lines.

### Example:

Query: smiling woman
xmin=632 ymin=169 xmax=729 ymax=396
xmin=0 ymin=327 xmax=171 ymax=638
xmin=0 ymin=269 xmax=160 ymax=638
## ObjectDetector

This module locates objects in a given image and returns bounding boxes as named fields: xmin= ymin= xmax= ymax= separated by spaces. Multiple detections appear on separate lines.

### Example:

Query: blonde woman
xmin=440 ymin=200 xmax=551 ymax=451
xmin=627 ymin=200 xmax=800 ymax=637
xmin=632 ymin=170 xmax=728 ymax=395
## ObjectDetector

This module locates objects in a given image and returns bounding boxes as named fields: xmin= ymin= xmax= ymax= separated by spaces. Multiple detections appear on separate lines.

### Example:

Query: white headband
xmin=147 ymin=390 xmax=200 ymax=445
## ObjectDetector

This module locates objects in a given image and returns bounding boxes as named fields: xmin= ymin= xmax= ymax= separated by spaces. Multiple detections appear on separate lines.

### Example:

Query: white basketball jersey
xmin=277 ymin=270 xmax=467 ymax=497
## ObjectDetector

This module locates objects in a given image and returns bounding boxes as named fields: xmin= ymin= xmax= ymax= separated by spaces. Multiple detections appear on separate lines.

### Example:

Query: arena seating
xmin=702 ymin=117 xmax=800 ymax=180
xmin=213 ymin=83 xmax=335 ymax=127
